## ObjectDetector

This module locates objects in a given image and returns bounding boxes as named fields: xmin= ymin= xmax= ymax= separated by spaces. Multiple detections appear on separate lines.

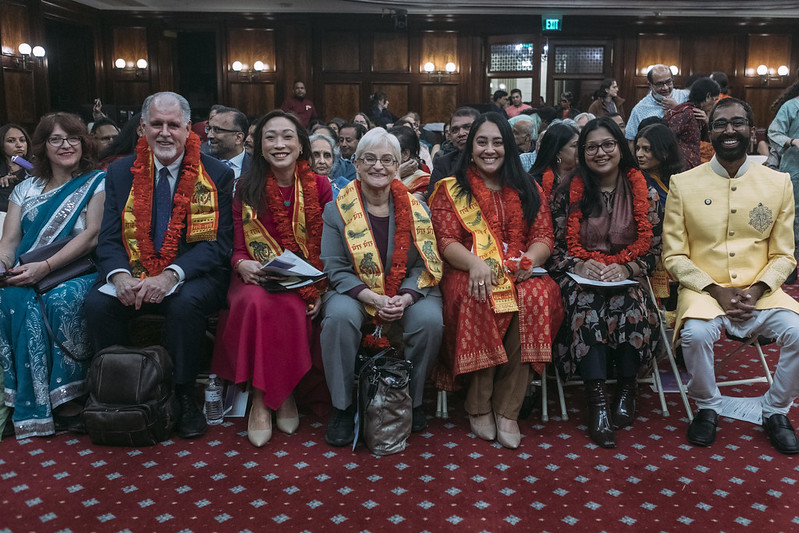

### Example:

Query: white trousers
xmin=680 ymin=309 xmax=799 ymax=416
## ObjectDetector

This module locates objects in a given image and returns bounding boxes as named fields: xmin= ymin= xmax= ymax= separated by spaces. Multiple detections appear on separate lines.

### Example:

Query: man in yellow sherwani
xmin=663 ymin=98 xmax=799 ymax=455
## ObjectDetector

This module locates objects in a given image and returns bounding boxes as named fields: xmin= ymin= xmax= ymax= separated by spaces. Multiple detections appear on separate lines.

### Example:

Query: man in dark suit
xmin=85 ymin=92 xmax=234 ymax=439
xmin=206 ymin=106 xmax=251 ymax=187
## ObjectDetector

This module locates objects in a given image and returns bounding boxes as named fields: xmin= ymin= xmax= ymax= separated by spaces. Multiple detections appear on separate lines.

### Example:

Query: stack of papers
xmin=261 ymin=249 xmax=326 ymax=290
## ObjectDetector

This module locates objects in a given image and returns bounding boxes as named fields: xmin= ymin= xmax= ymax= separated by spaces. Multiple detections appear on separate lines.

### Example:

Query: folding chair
xmin=552 ymin=277 xmax=674 ymax=421
xmin=650 ymin=279 xmax=774 ymax=422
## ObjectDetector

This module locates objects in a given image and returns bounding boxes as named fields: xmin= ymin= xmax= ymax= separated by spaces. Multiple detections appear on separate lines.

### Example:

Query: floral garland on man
xmin=123 ymin=132 xmax=221 ymax=277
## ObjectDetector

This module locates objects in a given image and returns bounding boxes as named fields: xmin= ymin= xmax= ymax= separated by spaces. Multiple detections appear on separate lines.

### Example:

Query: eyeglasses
xmin=47 ymin=136 xmax=81 ymax=147
xmin=358 ymin=154 xmax=398 ymax=166
xmin=205 ymin=126 xmax=241 ymax=135
xmin=710 ymin=118 xmax=749 ymax=132
xmin=584 ymin=140 xmax=618 ymax=156
xmin=652 ymin=79 xmax=674 ymax=89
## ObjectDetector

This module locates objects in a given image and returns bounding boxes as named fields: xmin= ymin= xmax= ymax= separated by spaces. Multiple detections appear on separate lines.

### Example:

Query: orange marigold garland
xmin=264 ymin=159 xmax=327 ymax=304
xmin=131 ymin=132 xmax=201 ymax=276
xmin=465 ymin=165 xmax=528 ymax=261
xmin=541 ymin=167 xmax=557 ymax=199
xmin=566 ymin=168 xmax=652 ymax=264
xmin=361 ymin=179 xmax=413 ymax=350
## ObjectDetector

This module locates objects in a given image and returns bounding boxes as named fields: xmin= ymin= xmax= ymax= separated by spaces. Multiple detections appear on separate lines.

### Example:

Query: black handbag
xmin=355 ymin=347 xmax=413 ymax=456
xmin=18 ymin=237 xmax=97 ymax=361
xmin=18 ymin=237 xmax=96 ymax=294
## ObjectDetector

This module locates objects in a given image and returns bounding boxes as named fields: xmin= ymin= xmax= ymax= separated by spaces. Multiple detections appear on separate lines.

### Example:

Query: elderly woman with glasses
xmin=0 ymin=113 xmax=105 ymax=438
xmin=319 ymin=127 xmax=444 ymax=448
xmin=549 ymin=116 xmax=662 ymax=449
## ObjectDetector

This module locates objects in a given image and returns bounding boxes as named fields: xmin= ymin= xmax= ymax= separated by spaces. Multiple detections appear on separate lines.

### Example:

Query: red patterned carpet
xmin=3 ymin=289 xmax=799 ymax=532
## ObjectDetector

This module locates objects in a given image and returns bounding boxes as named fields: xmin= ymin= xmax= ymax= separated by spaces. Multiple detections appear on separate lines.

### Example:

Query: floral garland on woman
xmin=541 ymin=167 xmax=557 ymax=199
xmin=466 ymin=165 xmax=528 ymax=261
xmin=566 ymin=168 xmax=652 ymax=265
xmin=361 ymin=179 xmax=413 ymax=349
xmin=264 ymin=160 xmax=327 ymax=304
xmin=131 ymin=134 xmax=200 ymax=275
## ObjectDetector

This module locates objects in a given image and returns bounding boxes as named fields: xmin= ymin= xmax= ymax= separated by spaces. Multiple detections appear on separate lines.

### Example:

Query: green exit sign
xmin=543 ymin=15 xmax=562 ymax=31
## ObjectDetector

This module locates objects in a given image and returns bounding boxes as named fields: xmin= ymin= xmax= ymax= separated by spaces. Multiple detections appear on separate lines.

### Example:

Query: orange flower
xmin=361 ymin=179 xmax=414 ymax=349
xmin=566 ymin=169 xmax=652 ymax=265
xmin=264 ymin=159 xmax=327 ymax=304
xmin=130 ymin=132 xmax=202 ymax=276
xmin=541 ymin=167 xmax=557 ymax=199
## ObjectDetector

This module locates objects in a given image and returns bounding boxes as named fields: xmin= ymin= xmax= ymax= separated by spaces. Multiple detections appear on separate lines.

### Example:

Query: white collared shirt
xmin=225 ymin=149 xmax=246 ymax=178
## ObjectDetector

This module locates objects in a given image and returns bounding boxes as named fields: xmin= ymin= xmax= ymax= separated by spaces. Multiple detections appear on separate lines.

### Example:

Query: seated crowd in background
xmin=1 ymin=75 xmax=799 ymax=458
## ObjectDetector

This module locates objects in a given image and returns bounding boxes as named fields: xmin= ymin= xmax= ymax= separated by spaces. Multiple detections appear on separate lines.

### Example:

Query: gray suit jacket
xmin=320 ymin=195 xmax=437 ymax=298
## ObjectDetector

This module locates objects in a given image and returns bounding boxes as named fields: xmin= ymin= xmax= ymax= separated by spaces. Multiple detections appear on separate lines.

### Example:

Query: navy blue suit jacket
xmin=95 ymin=152 xmax=234 ymax=282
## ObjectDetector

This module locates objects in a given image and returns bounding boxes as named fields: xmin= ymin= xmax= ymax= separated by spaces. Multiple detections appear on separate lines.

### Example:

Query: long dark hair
xmin=575 ymin=116 xmax=636 ymax=218
xmin=0 ymin=123 xmax=32 ymax=171
xmin=771 ymin=77 xmax=799 ymax=113
xmin=634 ymin=124 xmax=683 ymax=188
xmin=31 ymin=113 xmax=96 ymax=182
xmin=597 ymin=78 xmax=616 ymax=99
xmin=237 ymin=109 xmax=311 ymax=209
xmin=453 ymin=112 xmax=540 ymax=224
xmin=387 ymin=125 xmax=420 ymax=164
xmin=529 ymin=123 xmax=579 ymax=179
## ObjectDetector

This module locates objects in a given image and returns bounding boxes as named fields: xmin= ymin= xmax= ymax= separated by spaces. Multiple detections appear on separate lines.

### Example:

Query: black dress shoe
xmin=612 ymin=378 xmax=638 ymax=430
xmin=687 ymin=409 xmax=719 ymax=447
xmin=54 ymin=414 xmax=86 ymax=434
xmin=325 ymin=406 xmax=355 ymax=447
xmin=412 ymin=406 xmax=427 ymax=433
xmin=176 ymin=391 xmax=208 ymax=439
xmin=762 ymin=414 xmax=799 ymax=455
xmin=585 ymin=380 xmax=616 ymax=448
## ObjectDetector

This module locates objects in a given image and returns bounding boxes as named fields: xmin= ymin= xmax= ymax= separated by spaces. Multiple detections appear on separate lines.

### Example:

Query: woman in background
xmin=0 ymin=124 xmax=32 ymax=234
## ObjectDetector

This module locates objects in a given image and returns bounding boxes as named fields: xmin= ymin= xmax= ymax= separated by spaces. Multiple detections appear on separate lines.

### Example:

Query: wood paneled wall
xmin=0 ymin=1 xmax=41 ymax=127
xmin=3 ymin=7 xmax=798 ymax=132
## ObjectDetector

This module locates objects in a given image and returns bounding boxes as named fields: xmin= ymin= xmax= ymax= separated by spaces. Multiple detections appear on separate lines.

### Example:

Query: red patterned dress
xmin=430 ymin=185 xmax=564 ymax=391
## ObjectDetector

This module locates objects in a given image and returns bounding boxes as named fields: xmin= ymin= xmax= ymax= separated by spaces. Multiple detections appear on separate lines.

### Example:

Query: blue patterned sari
xmin=0 ymin=170 xmax=104 ymax=438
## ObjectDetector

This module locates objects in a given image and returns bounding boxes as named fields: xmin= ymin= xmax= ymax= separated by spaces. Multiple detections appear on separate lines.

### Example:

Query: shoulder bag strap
xmin=35 ymin=293 xmax=93 ymax=362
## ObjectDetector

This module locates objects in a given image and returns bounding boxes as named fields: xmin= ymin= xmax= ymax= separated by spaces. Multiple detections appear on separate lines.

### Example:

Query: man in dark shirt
xmin=280 ymin=81 xmax=318 ymax=129
xmin=425 ymin=106 xmax=480 ymax=200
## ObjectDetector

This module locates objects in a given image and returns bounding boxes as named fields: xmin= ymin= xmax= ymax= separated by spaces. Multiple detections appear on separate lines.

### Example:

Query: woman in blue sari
xmin=0 ymin=113 xmax=105 ymax=438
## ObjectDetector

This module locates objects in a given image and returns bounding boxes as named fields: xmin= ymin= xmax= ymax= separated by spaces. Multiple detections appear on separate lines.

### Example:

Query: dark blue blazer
xmin=95 ymin=152 xmax=234 ymax=282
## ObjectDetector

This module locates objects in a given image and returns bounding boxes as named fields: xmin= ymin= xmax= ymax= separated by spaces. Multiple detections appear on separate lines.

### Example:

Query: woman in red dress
xmin=430 ymin=112 xmax=564 ymax=449
xmin=212 ymin=110 xmax=332 ymax=447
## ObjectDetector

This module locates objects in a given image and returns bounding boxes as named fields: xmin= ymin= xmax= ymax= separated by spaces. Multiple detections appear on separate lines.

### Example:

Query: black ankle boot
xmin=585 ymin=379 xmax=616 ymax=448
xmin=612 ymin=378 xmax=638 ymax=430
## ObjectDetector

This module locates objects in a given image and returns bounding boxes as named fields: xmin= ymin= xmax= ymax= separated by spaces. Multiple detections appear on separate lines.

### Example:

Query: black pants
xmin=85 ymin=274 xmax=227 ymax=385
xmin=578 ymin=343 xmax=640 ymax=381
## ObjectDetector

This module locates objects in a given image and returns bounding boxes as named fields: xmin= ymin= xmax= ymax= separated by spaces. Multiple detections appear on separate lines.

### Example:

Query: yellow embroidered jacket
xmin=663 ymin=158 xmax=799 ymax=332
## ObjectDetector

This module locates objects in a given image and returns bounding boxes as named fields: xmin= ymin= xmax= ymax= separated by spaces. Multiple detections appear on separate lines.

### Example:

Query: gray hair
xmin=574 ymin=112 xmax=596 ymax=124
xmin=354 ymin=127 xmax=401 ymax=163
xmin=141 ymin=92 xmax=191 ymax=125
xmin=308 ymin=133 xmax=341 ymax=176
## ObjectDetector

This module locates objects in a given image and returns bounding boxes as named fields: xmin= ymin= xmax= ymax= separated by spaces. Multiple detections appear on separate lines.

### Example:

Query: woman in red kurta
xmin=212 ymin=110 xmax=332 ymax=447
xmin=429 ymin=112 xmax=563 ymax=449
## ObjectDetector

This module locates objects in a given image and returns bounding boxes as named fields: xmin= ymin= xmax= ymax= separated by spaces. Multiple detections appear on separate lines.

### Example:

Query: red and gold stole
xmin=431 ymin=177 xmax=519 ymax=313
xmin=336 ymin=179 xmax=441 ymax=316
xmin=122 ymin=132 xmax=219 ymax=276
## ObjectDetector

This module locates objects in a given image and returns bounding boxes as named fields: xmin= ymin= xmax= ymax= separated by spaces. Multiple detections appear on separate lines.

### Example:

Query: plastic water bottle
xmin=204 ymin=374 xmax=224 ymax=425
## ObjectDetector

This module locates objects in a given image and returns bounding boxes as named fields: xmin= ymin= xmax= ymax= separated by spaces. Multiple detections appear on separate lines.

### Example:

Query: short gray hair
xmin=142 ymin=92 xmax=191 ymax=125
xmin=354 ymin=127 xmax=401 ymax=163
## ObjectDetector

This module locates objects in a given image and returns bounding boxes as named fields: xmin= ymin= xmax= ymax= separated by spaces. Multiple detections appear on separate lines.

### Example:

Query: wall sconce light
xmin=115 ymin=57 xmax=148 ymax=78
xmin=757 ymin=64 xmax=790 ymax=86
xmin=3 ymin=42 xmax=46 ymax=70
xmin=231 ymin=60 xmax=269 ymax=81
xmin=423 ymin=61 xmax=456 ymax=83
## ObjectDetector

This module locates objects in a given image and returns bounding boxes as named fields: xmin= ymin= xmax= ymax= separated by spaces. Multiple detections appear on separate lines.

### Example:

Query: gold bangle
xmin=234 ymin=258 xmax=246 ymax=276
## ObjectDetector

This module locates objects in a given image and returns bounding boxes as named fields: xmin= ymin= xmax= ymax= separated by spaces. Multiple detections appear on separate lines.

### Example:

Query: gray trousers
xmin=681 ymin=309 xmax=799 ymax=416
xmin=320 ymin=290 xmax=444 ymax=410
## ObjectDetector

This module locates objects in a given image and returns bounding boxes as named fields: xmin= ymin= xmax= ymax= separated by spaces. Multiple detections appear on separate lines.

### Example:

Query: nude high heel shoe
xmin=247 ymin=397 xmax=272 ymax=448
xmin=276 ymin=394 xmax=299 ymax=435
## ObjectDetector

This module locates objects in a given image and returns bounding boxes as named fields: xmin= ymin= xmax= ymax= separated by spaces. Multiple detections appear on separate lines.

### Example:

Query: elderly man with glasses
xmin=625 ymin=64 xmax=689 ymax=146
